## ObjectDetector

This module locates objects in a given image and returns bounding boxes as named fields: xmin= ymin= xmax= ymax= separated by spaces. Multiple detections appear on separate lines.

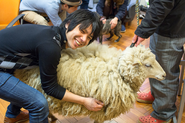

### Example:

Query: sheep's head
xmin=118 ymin=45 xmax=166 ymax=91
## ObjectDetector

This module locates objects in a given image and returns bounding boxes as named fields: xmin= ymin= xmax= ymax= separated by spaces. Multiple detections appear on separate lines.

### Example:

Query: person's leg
xmin=6 ymin=104 xmax=22 ymax=118
xmin=88 ymin=0 xmax=94 ymax=9
xmin=80 ymin=0 xmax=90 ymax=9
xmin=4 ymin=107 xmax=29 ymax=123
xmin=149 ymin=33 xmax=185 ymax=121
xmin=20 ymin=11 xmax=49 ymax=26
xmin=103 ymin=1 xmax=112 ymax=18
xmin=118 ymin=9 xmax=127 ymax=32
xmin=0 ymin=72 xmax=49 ymax=123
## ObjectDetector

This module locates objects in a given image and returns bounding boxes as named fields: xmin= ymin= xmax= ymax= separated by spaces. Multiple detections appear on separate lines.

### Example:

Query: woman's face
xmin=65 ymin=24 xmax=93 ymax=49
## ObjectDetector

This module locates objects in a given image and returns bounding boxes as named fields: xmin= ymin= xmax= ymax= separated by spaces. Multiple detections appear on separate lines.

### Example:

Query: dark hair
xmin=60 ymin=9 xmax=103 ymax=44
xmin=60 ymin=2 xmax=73 ymax=8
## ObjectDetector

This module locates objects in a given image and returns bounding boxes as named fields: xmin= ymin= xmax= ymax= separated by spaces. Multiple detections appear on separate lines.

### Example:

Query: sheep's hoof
xmin=114 ymin=39 xmax=119 ymax=42
xmin=106 ymin=37 xmax=112 ymax=40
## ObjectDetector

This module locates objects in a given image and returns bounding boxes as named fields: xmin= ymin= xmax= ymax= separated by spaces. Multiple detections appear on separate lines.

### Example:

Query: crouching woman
xmin=0 ymin=9 xmax=104 ymax=123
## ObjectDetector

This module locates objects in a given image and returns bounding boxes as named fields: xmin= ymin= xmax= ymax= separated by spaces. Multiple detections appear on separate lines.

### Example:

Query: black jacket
xmin=0 ymin=24 xmax=67 ymax=100
xmin=135 ymin=0 xmax=185 ymax=38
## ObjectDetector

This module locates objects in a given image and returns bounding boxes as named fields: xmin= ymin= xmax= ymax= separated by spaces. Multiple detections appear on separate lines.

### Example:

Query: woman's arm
xmin=62 ymin=90 xmax=104 ymax=111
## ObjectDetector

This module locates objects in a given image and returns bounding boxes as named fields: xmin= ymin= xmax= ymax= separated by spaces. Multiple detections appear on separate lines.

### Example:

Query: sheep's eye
xmin=145 ymin=64 xmax=152 ymax=67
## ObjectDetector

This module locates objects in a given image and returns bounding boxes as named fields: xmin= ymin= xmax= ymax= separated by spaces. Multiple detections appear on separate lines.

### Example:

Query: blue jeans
xmin=0 ymin=72 xmax=49 ymax=123
xmin=149 ymin=33 xmax=185 ymax=121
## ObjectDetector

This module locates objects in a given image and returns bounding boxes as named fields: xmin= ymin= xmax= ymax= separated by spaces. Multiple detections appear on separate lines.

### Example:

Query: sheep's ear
xmin=133 ymin=62 xmax=139 ymax=66
xmin=132 ymin=58 xmax=142 ymax=67
xmin=132 ymin=62 xmax=140 ymax=68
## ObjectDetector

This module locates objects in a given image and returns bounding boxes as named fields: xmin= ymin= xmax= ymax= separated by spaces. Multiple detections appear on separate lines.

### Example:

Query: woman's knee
xmin=25 ymin=91 xmax=49 ymax=114
xmin=28 ymin=94 xmax=49 ymax=123
xmin=34 ymin=94 xmax=49 ymax=113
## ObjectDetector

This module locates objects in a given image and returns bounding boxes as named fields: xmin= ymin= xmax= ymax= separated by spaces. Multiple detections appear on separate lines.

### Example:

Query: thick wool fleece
xmin=14 ymin=42 xmax=164 ymax=123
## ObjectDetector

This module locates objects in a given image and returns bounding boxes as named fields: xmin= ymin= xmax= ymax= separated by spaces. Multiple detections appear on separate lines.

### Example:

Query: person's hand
xmin=102 ymin=19 xmax=106 ymax=24
xmin=100 ymin=16 xmax=106 ymax=24
xmin=110 ymin=17 xmax=118 ymax=29
xmin=83 ymin=97 xmax=104 ymax=111
xmin=62 ymin=90 xmax=103 ymax=111
xmin=132 ymin=34 xmax=145 ymax=47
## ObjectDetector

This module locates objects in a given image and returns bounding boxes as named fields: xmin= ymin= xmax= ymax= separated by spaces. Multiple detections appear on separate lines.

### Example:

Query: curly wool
xmin=14 ymin=42 xmax=158 ymax=123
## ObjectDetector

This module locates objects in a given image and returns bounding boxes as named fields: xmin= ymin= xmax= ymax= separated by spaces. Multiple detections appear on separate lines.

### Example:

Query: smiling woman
xmin=0 ymin=9 xmax=103 ymax=123
xmin=61 ymin=9 xmax=102 ymax=49
xmin=62 ymin=9 xmax=102 ymax=44
xmin=65 ymin=24 xmax=93 ymax=49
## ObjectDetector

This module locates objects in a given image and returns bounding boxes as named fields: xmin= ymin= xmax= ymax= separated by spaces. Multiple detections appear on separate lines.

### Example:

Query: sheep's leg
xmin=107 ymin=31 xmax=114 ymax=40
xmin=115 ymin=34 xmax=122 ymax=42
xmin=99 ymin=35 xmax=103 ymax=44
xmin=48 ymin=112 xmax=57 ymax=123
xmin=114 ymin=31 xmax=122 ymax=42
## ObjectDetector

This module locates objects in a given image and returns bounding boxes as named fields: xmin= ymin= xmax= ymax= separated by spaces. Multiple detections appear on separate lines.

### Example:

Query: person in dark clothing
xmin=0 ymin=9 xmax=104 ymax=123
xmin=132 ymin=0 xmax=185 ymax=123
xmin=80 ymin=0 xmax=90 ymax=9
xmin=96 ymin=0 xmax=128 ymax=32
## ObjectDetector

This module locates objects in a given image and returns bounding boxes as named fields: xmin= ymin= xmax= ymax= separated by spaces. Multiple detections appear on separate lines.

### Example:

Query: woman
xmin=0 ymin=9 xmax=104 ymax=123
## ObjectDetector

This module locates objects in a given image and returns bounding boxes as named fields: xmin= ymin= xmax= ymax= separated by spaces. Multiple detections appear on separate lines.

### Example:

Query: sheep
xmin=99 ymin=19 xmax=122 ymax=43
xmin=14 ymin=42 xmax=166 ymax=123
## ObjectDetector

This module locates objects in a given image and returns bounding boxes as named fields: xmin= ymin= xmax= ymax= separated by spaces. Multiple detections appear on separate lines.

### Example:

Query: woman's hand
xmin=110 ymin=17 xmax=118 ymax=29
xmin=62 ymin=90 xmax=104 ymax=111
xmin=83 ymin=97 xmax=104 ymax=111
